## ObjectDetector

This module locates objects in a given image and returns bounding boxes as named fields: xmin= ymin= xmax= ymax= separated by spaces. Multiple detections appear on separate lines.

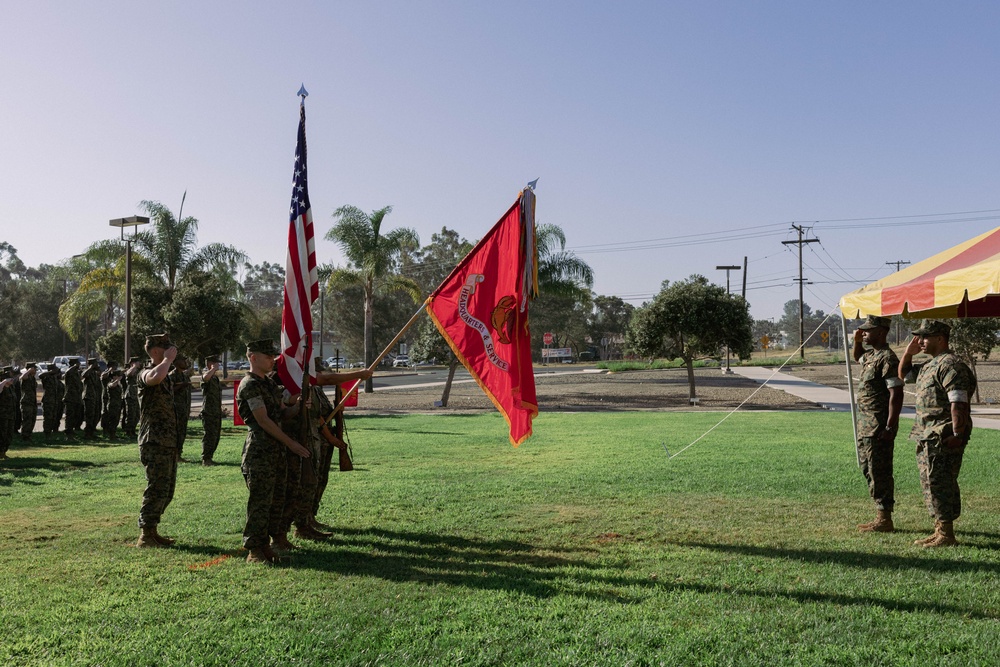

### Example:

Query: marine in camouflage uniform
xmin=236 ymin=339 xmax=310 ymax=565
xmin=0 ymin=367 xmax=17 ymax=458
xmin=136 ymin=334 xmax=179 ymax=548
xmin=39 ymin=364 xmax=63 ymax=437
xmin=121 ymin=357 xmax=142 ymax=439
xmin=169 ymin=357 xmax=192 ymax=460
xmin=19 ymin=363 xmax=38 ymax=442
xmin=199 ymin=355 xmax=223 ymax=465
xmin=279 ymin=372 xmax=328 ymax=543
xmin=900 ymin=319 xmax=977 ymax=548
xmin=53 ymin=367 xmax=66 ymax=434
xmin=82 ymin=359 xmax=102 ymax=438
xmin=101 ymin=362 xmax=124 ymax=440
xmin=852 ymin=316 xmax=903 ymax=533
xmin=63 ymin=359 xmax=84 ymax=437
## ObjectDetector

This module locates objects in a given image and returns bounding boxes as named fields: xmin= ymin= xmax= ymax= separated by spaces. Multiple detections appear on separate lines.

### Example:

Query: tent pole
xmin=841 ymin=311 xmax=860 ymax=467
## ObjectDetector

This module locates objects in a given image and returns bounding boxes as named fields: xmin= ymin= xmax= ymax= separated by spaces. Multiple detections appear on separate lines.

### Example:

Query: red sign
xmin=340 ymin=381 xmax=359 ymax=407
xmin=543 ymin=332 xmax=553 ymax=345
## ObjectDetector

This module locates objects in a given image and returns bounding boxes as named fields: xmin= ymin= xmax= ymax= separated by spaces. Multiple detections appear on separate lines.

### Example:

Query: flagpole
xmin=325 ymin=302 xmax=428 ymax=420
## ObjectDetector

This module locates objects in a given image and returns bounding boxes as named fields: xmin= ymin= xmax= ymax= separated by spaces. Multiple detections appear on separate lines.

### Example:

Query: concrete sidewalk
xmin=734 ymin=366 xmax=1000 ymax=431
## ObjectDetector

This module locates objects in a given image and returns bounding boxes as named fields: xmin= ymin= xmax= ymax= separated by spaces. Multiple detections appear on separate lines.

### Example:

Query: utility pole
xmin=782 ymin=224 xmax=820 ymax=359
xmin=716 ymin=264 xmax=741 ymax=374
xmin=886 ymin=260 xmax=910 ymax=344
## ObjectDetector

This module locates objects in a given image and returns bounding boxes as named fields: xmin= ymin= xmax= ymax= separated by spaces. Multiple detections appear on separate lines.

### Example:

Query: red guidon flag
xmin=277 ymin=97 xmax=319 ymax=392
xmin=426 ymin=189 xmax=539 ymax=446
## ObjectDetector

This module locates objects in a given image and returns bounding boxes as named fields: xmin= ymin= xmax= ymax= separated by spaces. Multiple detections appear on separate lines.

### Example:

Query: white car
xmin=392 ymin=355 xmax=410 ymax=368
xmin=52 ymin=355 xmax=87 ymax=372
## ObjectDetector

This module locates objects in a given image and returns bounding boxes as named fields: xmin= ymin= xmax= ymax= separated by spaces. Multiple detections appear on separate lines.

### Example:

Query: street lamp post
xmin=716 ymin=264 xmax=742 ymax=374
xmin=109 ymin=216 xmax=150 ymax=365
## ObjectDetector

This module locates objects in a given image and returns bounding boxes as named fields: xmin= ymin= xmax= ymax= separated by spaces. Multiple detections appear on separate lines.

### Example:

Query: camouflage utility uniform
xmin=137 ymin=371 xmax=178 ymax=529
xmin=123 ymin=369 xmax=140 ymax=439
xmin=82 ymin=364 xmax=102 ymax=437
xmin=856 ymin=346 xmax=902 ymax=512
xmin=63 ymin=364 xmax=84 ymax=435
xmin=169 ymin=367 xmax=191 ymax=456
xmin=910 ymin=353 xmax=977 ymax=522
xmin=237 ymin=372 xmax=288 ymax=550
xmin=40 ymin=368 xmax=62 ymax=436
xmin=279 ymin=384 xmax=324 ymax=535
xmin=200 ymin=373 xmax=222 ymax=463
xmin=102 ymin=373 xmax=123 ymax=439
xmin=19 ymin=371 xmax=38 ymax=441
xmin=0 ymin=371 xmax=16 ymax=457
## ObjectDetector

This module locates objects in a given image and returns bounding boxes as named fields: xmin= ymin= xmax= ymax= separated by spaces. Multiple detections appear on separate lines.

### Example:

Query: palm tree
xmin=536 ymin=223 xmax=594 ymax=296
xmin=135 ymin=199 xmax=247 ymax=291
xmin=325 ymin=205 xmax=421 ymax=392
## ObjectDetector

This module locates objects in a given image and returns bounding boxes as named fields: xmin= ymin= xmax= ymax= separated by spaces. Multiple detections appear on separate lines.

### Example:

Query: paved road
xmin=734 ymin=366 xmax=1000 ymax=431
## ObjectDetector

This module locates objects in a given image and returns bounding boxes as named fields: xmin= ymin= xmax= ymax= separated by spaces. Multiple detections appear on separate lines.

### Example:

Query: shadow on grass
xmin=280 ymin=528 xmax=1000 ymax=618
xmin=679 ymin=539 xmax=1000 ymax=572
xmin=0 ymin=456 xmax=103 ymax=486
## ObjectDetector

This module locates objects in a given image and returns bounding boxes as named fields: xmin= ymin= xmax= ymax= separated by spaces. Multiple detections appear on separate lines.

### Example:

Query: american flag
xmin=277 ymin=100 xmax=319 ymax=392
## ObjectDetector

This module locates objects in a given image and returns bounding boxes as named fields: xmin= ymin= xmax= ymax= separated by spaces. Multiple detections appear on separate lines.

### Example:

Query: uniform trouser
xmin=201 ymin=412 xmax=221 ymax=461
xmin=241 ymin=436 xmax=287 ymax=549
xmin=916 ymin=437 xmax=965 ymax=522
xmin=138 ymin=445 xmax=178 ymax=528
xmin=313 ymin=441 xmax=336 ymax=516
xmin=65 ymin=402 xmax=84 ymax=433
xmin=857 ymin=435 xmax=894 ymax=512
xmin=20 ymin=403 xmax=36 ymax=439
xmin=42 ymin=400 xmax=59 ymax=434
xmin=123 ymin=398 xmax=139 ymax=436
xmin=83 ymin=399 xmax=99 ymax=434
xmin=0 ymin=417 xmax=12 ymax=455
xmin=103 ymin=402 xmax=122 ymax=438
xmin=280 ymin=441 xmax=320 ymax=532
xmin=175 ymin=411 xmax=189 ymax=455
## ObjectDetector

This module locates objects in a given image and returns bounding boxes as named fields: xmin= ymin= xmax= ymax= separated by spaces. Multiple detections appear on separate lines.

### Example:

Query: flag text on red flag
xmin=426 ymin=190 xmax=538 ymax=446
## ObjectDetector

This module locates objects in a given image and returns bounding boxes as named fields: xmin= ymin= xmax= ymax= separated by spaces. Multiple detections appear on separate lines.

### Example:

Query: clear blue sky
xmin=3 ymin=1 xmax=999 ymax=321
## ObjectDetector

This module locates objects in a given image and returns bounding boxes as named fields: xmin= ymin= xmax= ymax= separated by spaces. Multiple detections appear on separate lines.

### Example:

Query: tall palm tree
xmin=135 ymin=199 xmax=247 ymax=291
xmin=325 ymin=205 xmax=421 ymax=392
xmin=536 ymin=223 xmax=594 ymax=296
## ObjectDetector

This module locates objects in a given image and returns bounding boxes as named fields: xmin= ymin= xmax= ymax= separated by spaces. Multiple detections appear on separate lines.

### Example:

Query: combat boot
xmin=914 ymin=520 xmax=944 ymax=546
xmin=150 ymin=526 xmax=175 ymax=546
xmin=294 ymin=524 xmax=330 ymax=542
xmin=922 ymin=521 xmax=958 ymax=548
xmin=858 ymin=510 xmax=894 ymax=533
xmin=136 ymin=527 xmax=164 ymax=548
xmin=270 ymin=533 xmax=297 ymax=555
xmin=312 ymin=516 xmax=334 ymax=531
xmin=246 ymin=547 xmax=274 ymax=565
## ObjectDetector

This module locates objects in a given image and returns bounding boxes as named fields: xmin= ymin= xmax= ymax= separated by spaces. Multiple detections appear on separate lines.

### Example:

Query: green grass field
xmin=2 ymin=411 xmax=1000 ymax=666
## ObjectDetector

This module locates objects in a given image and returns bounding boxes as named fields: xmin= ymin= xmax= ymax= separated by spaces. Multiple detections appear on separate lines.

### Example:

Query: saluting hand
xmin=904 ymin=335 xmax=922 ymax=357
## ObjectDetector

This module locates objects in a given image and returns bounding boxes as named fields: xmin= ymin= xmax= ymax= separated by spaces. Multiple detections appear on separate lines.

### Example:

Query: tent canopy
xmin=839 ymin=226 xmax=1000 ymax=320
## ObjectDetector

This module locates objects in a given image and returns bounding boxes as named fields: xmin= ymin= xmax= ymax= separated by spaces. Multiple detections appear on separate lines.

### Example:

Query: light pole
xmin=109 ymin=216 xmax=150 ymax=365
xmin=716 ymin=264 xmax=741 ymax=374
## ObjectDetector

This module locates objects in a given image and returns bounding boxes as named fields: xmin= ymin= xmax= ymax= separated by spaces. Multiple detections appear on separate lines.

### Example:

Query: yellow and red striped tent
xmin=839 ymin=226 xmax=1000 ymax=319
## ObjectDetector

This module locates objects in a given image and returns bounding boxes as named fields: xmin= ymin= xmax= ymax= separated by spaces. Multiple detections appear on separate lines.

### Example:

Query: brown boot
xmin=294 ymin=524 xmax=330 ymax=542
xmin=246 ymin=547 xmax=274 ymax=565
xmin=136 ymin=527 xmax=164 ymax=548
xmin=311 ymin=516 xmax=334 ymax=531
xmin=914 ymin=520 xmax=944 ymax=546
xmin=923 ymin=521 xmax=958 ymax=548
xmin=150 ymin=526 xmax=175 ymax=546
xmin=270 ymin=533 xmax=297 ymax=555
xmin=858 ymin=510 xmax=894 ymax=533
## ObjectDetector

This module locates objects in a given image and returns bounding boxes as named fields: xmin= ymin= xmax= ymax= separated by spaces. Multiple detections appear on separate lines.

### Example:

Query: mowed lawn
xmin=2 ymin=411 xmax=1000 ymax=666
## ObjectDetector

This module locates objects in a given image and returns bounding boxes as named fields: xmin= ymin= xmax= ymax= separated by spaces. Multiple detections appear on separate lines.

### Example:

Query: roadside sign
xmin=543 ymin=332 xmax=553 ymax=345
xmin=821 ymin=331 xmax=829 ymax=343
xmin=761 ymin=335 xmax=770 ymax=349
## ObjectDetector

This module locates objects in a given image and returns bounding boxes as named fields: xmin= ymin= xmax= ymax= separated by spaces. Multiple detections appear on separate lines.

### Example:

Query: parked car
xmin=52 ymin=355 xmax=87 ymax=372
xmin=392 ymin=354 xmax=410 ymax=368
xmin=325 ymin=356 xmax=348 ymax=369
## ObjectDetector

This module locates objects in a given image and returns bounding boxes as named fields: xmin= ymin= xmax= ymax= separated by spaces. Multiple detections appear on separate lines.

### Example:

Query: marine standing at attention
xmin=82 ymin=358 xmax=102 ymax=439
xmin=199 ymin=354 xmax=223 ymax=466
xmin=122 ymin=357 xmax=142 ymax=440
xmin=235 ymin=339 xmax=310 ymax=565
xmin=169 ymin=356 xmax=193 ymax=462
xmin=19 ymin=363 xmax=38 ymax=442
xmin=136 ymin=334 xmax=179 ymax=548
xmin=63 ymin=358 xmax=84 ymax=438
xmin=899 ymin=319 xmax=977 ymax=548
xmin=853 ymin=316 xmax=904 ymax=533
